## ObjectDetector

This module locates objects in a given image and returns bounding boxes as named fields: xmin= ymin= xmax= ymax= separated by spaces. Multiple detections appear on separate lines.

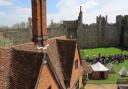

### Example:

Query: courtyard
xmin=84 ymin=84 xmax=117 ymax=89
xmin=84 ymin=84 xmax=128 ymax=89
xmin=81 ymin=47 xmax=128 ymax=84
xmin=80 ymin=47 xmax=128 ymax=59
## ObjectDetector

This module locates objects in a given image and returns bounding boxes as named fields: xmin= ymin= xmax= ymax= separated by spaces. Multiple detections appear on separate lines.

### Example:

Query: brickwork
xmin=37 ymin=64 xmax=59 ymax=89
xmin=41 ymin=0 xmax=47 ymax=36
xmin=32 ymin=0 xmax=47 ymax=46
xmin=32 ymin=0 xmax=41 ymax=39
xmin=70 ymin=44 xmax=82 ymax=89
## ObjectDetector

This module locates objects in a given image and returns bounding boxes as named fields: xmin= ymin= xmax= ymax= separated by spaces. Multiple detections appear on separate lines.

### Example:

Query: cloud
xmin=101 ymin=0 xmax=128 ymax=23
xmin=1 ymin=0 xmax=128 ymax=26
xmin=82 ymin=1 xmax=99 ymax=9
xmin=0 ymin=12 xmax=5 ymax=16
xmin=0 ymin=0 xmax=13 ymax=6
xmin=48 ymin=0 xmax=99 ymax=25
xmin=0 ymin=7 xmax=31 ymax=26
xmin=0 ymin=0 xmax=32 ymax=26
xmin=48 ymin=0 xmax=128 ymax=25
xmin=15 ymin=7 xmax=31 ymax=15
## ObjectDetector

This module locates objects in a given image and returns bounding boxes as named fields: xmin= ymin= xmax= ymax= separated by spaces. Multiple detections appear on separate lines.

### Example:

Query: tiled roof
xmin=10 ymin=49 xmax=43 ymax=89
xmin=56 ymin=39 xmax=76 ymax=81
xmin=47 ymin=39 xmax=66 ymax=89
xmin=0 ymin=48 xmax=11 ymax=88
xmin=12 ymin=36 xmax=77 ymax=89
xmin=82 ymin=60 xmax=92 ymax=74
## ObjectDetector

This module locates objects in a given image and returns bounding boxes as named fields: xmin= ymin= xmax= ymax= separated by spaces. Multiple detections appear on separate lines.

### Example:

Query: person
xmin=99 ymin=53 xmax=101 ymax=57
xmin=121 ymin=49 xmax=124 ymax=55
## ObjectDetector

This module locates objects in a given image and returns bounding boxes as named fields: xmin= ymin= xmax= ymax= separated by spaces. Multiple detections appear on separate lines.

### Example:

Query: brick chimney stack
xmin=31 ymin=0 xmax=47 ymax=47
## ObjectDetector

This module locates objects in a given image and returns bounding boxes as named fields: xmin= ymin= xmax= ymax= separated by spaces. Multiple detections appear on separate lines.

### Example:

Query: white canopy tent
xmin=107 ymin=63 xmax=115 ymax=73
xmin=91 ymin=62 xmax=109 ymax=71
xmin=90 ymin=62 xmax=109 ymax=80
xmin=119 ymin=66 xmax=128 ymax=77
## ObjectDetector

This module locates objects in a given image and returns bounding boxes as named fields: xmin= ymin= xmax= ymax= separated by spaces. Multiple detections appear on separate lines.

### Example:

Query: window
xmin=75 ymin=60 xmax=78 ymax=70
xmin=47 ymin=86 xmax=51 ymax=89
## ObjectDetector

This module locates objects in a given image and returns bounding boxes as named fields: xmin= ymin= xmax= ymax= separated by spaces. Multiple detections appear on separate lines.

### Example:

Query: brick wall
xmin=32 ymin=0 xmax=47 ymax=44
xmin=70 ymin=45 xmax=82 ymax=89
xmin=32 ymin=0 xmax=41 ymax=38
xmin=37 ymin=64 xmax=59 ymax=89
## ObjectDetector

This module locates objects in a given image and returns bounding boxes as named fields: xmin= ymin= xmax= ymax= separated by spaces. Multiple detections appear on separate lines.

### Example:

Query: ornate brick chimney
xmin=31 ymin=0 xmax=47 ymax=47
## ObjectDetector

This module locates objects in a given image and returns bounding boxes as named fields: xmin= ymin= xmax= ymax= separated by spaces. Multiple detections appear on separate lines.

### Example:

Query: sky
xmin=0 ymin=0 xmax=128 ymax=26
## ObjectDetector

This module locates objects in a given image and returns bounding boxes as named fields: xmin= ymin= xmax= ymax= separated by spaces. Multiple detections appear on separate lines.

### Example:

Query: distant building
xmin=48 ymin=7 xmax=128 ymax=48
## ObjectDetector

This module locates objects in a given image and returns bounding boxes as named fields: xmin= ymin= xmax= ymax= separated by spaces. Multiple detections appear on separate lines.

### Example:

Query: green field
xmin=80 ymin=47 xmax=128 ymax=84
xmin=80 ymin=47 xmax=128 ymax=59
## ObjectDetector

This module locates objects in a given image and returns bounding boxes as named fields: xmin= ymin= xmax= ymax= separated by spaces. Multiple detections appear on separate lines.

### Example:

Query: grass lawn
xmin=80 ymin=47 xmax=128 ymax=59
xmin=80 ymin=47 xmax=128 ymax=84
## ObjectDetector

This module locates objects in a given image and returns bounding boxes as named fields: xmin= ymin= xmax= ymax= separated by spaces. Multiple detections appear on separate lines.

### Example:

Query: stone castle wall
xmin=123 ymin=28 xmax=128 ymax=47
xmin=105 ymin=24 xmax=120 ymax=46
xmin=78 ymin=26 xmax=98 ymax=48
xmin=77 ymin=24 xmax=120 ymax=48
xmin=48 ymin=15 xmax=128 ymax=49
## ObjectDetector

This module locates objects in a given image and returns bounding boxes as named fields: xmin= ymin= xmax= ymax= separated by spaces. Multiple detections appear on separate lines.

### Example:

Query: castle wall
xmin=123 ymin=30 xmax=128 ymax=47
xmin=78 ymin=24 xmax=120 ymax=48
xmin=121 ymin=16 xmax=128 ymax=47
xmin=104 ymin=24 xmax=120 ymax=46
xmin=78 ymin=27 xmax=98 ymax=48
xmin=47 ymin=14 xmax=128 ymax=49
xmin=48 ymin=23 xmax=121 ymax=49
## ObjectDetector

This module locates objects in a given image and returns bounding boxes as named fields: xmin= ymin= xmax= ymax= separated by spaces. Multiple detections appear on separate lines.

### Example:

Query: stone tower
xmin=78 ymin=6 xmax=82 ymax=22
xmin=78 ymin=6 xmax=83 ymax=28
xmin=116 ymin=15 xmax=123 ymax=31
xmin=31 ymin=0 xmax=47 ymax=47
xmin=96 ymin=15 xmax=107 ymax=31
xmin=116 ymin=15 xmax=123 ymax=46
xmin=97 ymin=15 xmax=107 ymax=46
